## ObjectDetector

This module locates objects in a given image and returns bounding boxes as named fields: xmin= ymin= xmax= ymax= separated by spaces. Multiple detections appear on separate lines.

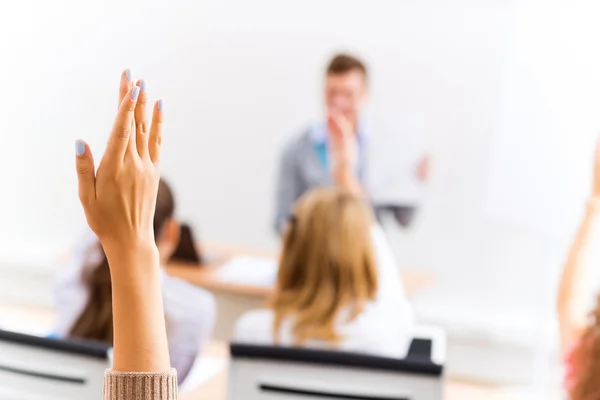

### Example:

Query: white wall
xmin=0 ymin=0 xmax=591 ymax=361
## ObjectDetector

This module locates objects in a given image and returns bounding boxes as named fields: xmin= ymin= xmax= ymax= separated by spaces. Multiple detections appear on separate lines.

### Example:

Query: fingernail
xmin=157 ymin=99 xmax=163 ymax=111
xmin=124 ymin=68 xmax=132 ymax=81
xmin=75 ymin=140 xmax=85 ymax=156
xmin=131 ymin=86 xmax=140 ymax=101
xmin=138 ymin=79 xmax=146 ymax=93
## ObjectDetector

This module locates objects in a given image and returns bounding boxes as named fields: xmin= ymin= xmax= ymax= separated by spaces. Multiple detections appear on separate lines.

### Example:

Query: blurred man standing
xmin=274 ymin=53 xmax=429 ymax=234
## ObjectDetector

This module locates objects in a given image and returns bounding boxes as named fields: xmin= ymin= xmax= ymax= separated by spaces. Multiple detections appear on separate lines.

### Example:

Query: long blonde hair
xmin=271 ymin=187 xmax=378 ymax=345
xmin=570 ymin=295 xmax=600 ymax=399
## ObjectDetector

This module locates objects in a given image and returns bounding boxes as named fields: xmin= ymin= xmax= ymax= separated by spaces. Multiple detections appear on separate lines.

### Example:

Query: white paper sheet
xmin=179 ymin=356 xmax=227 ymax=394
xmin=367 ymin=115 xmax=427 ymax=205
xmin=217 ymin=256 xmax=277 ymax=286
xmin=0 ymin=319 xmax=52 ymax=337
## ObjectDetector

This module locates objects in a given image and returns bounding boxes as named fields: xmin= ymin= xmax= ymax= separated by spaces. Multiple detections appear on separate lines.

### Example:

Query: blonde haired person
xmin=558 ymin=139 xmax=600 ymax=399
xmin=234 ymin=113 xmax=415 ymax=357
xmin=75 ymin=70 xmax=178 ymax=399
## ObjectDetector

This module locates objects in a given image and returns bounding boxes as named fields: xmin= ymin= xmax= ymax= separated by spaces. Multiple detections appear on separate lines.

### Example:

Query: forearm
xmin=334 ymin=169 xmax=363 ymax=196
xmin=558 ymin=199 xmax=600 ymax=352
xmin=275 ymin=152 xmax=301 ymax=234
xmin=105 ymin=243 xmax=171 ymax=372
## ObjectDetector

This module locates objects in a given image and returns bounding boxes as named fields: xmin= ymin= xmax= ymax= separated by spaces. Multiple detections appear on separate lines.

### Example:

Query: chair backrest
xmin=0 ymin=329 xmax=111 ymax=399
xmin=228 ymin=327 xmax=446 ymax=400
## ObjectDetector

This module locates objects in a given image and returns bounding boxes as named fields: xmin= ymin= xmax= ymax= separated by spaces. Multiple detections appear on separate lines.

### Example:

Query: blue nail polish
xmin=139 ymin=79 xmax=146 ymax=92
xmin=75 ymin=140 xmax=85 ymax=156
xmin=125 ymin=69 xmax=132 ymax=81
xmin=157 ymin=99 xmax=163 ymax=111
xmin=131 ymin=86 xmax=140 ymax=101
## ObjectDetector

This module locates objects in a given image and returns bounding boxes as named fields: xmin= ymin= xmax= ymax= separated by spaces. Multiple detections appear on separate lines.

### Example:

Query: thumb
xmin=327 ymin=114 xmax=342 ymax=142
xmin=75 ymin=140 xmax=96 ymax=206
xmin=595 ymin=135 xmax=600 ymax=167
xmin=327 ymin=111 xmax=340 ymax=127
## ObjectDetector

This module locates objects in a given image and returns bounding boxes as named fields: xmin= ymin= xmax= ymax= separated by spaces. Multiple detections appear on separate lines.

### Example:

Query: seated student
xmin=234 ymin=114 xmax=414 ymax=357
xmin=558 ymin=140 xmax=600 ymax=399
xmin=55 ymin=178 xmax=215 ymax=383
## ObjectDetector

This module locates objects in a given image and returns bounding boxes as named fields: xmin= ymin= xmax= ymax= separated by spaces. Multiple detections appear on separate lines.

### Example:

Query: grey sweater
xmin=274 ymin=130 xmax=366 ymax=233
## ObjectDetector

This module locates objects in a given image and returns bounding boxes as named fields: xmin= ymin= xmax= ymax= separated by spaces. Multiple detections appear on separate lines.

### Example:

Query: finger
xmin=327 ymin=113 xmax=336 ymax=126
xmin=328 ymin=111 xmax=346 ymax=128
xmin=331 ymin=114 xmax=353 ymax=144
xmin=75 ymin=140 xmax=96 ymax=207
xmin=327 ymin=112 xmax=337 ymax=129
xmin=127 ymin=116 xmax=137 ymax=157
xmin=333 ymin=113 xmax=351 ymax=133
xmin=106 ymin=86 xmax=141 ymax=162
xmin=134 ymin=79 xmax=150 ymax=159
xmin=126 ymin=82 xmax=141 ymax=158
xmin=327 ymin=114 xmax=342 ymax=143
xmin=148 ymin=100 xmax=163 ymax=165
xmin=120 ymin=69 xmax=135 ymax=158
xmin=119 ymin=69 xmax=133 ymax=108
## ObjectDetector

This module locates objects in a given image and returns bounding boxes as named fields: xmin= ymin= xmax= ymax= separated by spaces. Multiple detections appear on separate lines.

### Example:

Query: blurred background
xmin=1 ymin=0 xmax=600 ymax=396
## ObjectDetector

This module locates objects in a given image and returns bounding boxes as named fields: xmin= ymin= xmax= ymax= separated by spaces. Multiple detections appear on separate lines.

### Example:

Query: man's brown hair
xmin=326 ymin=53 xmax=367 ymax=79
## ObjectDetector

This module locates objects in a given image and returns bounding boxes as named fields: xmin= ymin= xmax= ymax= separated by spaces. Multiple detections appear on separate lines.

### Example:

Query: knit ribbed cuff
xmin=103 ymin=369 xmax=178 ymax=400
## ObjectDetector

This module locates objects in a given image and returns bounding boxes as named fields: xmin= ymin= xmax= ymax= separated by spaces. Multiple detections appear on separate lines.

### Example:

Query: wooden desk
xmin=168 ymin=260 xmax=432 ymax=299
xmin=182 ymin=341 xmax=537 ymax=400
xmin=166 ymin=243 xmax=433 ymax=341
xmin=0 ymin=303 xmax=56 ymax=335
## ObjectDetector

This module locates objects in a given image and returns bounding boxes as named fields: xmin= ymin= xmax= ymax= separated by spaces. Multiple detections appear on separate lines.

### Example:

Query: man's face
xmin=324 ymin=70 xmax=367 ymax=124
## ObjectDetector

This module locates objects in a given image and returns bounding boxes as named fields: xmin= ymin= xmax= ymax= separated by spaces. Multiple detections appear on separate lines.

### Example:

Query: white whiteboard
xmin=484 ymin=1 xmax=600 ymax=240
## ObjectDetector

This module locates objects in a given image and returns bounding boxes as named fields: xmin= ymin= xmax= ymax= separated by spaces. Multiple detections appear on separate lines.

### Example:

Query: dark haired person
xmin=274 ymin=53 xmax=429 ymax=234
xmin=56 ymin=76 xmax=215 ymax=386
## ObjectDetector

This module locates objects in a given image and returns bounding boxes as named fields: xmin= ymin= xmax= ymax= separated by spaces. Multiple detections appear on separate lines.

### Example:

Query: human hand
xmin=75 ymin=69 xmax=163 ymax=257
xmin=328 ymin=112 xmax=358 ymax=180
xmin=327 ymin=113 xmax=362 ymax=195
xmin=75 ymin=70 xmax=172 ymax=374
xmin=593 ymin=138 xmax=600 ymax=198
xmin=416 ymin=155 xmax=430 ymax=182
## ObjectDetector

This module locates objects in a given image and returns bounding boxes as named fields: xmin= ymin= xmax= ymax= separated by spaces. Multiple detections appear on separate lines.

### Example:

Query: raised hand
xmin=416 ymin=155 xmax=430 ymax=182
xmin=328 ymin=112 xmax=358 ymax=176
xmin=74 ymin=70 xmax=170 ymax=374
xmin=75 ymin=69 xmax=163 ymax=253
xmin=327 ymin=112 xmax=361 ymax=194
xmin=593 ymin=138 xmax=600 ymax=198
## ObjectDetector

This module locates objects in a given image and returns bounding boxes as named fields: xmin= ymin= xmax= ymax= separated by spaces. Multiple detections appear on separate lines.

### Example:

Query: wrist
xmin=102 ymin=239 xmax=160 ymax=280
xmin=101 ymin=234 xmax=156 ymax=256
xmin=334 ymin=171 xmax=362 ymax=195
xmin=586 ymin=197 xmax=600 ymax=216
xmin=588 ymin=196 xmax=600 ymax=207
xmin=333 ymin=168 xmax=352 ymax=185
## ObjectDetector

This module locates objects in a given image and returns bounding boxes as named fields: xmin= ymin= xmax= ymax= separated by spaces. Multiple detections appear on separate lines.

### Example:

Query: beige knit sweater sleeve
xmin=103 ymin=369 xmax=178 ymax=400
